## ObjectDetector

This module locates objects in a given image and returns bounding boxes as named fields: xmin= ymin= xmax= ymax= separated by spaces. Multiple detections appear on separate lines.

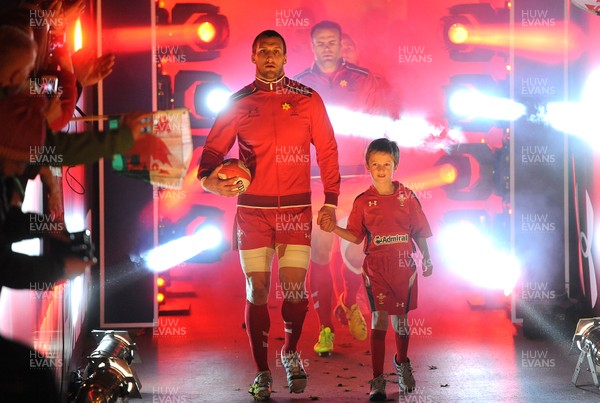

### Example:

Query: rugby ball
xmin=217 ymin=158 xmax=252 ymax=193
xmin=572 ymin=0 xmax=600 ymax=15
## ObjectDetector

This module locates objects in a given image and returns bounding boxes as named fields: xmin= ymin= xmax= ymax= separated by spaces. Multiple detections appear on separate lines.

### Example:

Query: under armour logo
xmin=368 ymin=200 xmax=378 ymax=207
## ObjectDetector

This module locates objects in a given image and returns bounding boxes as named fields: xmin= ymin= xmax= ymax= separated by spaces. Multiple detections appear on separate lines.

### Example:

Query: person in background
xmin=295 ymin=20 xmax=392 ymax=356
xmin=0 ymin=25 xmax=91 ymax=402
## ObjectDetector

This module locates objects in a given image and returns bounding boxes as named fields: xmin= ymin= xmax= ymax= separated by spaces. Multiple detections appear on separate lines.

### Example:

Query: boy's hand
xmin=319 ymin=214 xmax=332 ymax=231
xmin=317 ymin=206 xmax=336 ymax=232
xmin=422 ymin=257 xmax=433 ymax=277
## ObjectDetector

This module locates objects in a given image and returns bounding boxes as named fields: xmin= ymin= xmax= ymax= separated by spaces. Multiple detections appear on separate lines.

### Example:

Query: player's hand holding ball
xmin=202 ymin=159 xmax=252 ymax=197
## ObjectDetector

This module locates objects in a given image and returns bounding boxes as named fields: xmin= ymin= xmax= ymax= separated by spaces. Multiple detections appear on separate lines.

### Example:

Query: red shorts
xmin=362 ymin=251 xmax=418 ymax=315
xmin=234 ymin=206 xmax=313 ymax=250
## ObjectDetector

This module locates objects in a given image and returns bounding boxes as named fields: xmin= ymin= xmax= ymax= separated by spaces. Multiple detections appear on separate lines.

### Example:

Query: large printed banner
xmin=112 ymin=108 xmax=193 ymax=189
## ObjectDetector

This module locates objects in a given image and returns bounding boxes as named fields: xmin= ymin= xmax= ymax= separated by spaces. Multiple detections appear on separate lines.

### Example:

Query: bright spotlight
xmin=445 ymin=74 xmax=525 ymax=132
xmin=438 ymin=217 xmax=520 ymax=293
xmin=197 ymin=21 xmax=216 ymax=43
xmin=441 ymin=3 xmax=508 ymax=62
xmin=71 ymin=275 xmax=84 ymax=327
xmin=448 ymin=88 xmax=526 ymax=122
xmin=142 ymin=225 xmax=223 ymax=272
xmin=204 ymin=87 xmax=231 ymax=114
xmin=448 ymin=23 xmax=469 ymax=44
xmin=324 ymin=106 xmax=451 ymax=151
xmin=540 ymin=69 xmax=600 ymax=147
xmin=438 ymin=163 xmax=458 ymax=184
xmin=174 ymin=70 xmax=229 ymax=128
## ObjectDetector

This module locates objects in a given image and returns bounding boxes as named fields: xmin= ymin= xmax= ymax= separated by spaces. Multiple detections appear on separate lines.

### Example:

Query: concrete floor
xmin=123 ymin=251 xmax=600 ymax=403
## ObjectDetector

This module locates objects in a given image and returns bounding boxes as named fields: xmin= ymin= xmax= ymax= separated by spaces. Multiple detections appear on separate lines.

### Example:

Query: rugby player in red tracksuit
xmin=321 ymin=138 xmax=433 ymax=401
xmin=198 ymin=30 xmax=340 ymax=401
xmin=294 ymin=20 xmax=393 ymax=355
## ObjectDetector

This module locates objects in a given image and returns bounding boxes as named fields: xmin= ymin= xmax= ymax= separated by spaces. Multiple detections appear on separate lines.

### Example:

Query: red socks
xmin=282 ymin=298 xmax=309 ymax=353
xmin=309 ymin=262 xmax=334 ymax=330
xmin=245 ymin=300 xmax=270 ymax=372
xmin=371 ymin=329 xmax=386 ymax=378
xmin=395 ymin=332 xmax=410 ymax=363
xmin=341 ymin=264 xmax=362 ymax=307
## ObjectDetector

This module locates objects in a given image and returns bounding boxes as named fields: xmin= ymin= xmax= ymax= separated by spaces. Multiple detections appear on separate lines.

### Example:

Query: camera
xmin=30 ymin=75 xmax=60 ymax=97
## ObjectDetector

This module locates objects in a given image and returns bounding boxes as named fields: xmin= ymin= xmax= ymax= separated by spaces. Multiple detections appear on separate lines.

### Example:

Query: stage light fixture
xmin=441 ymin=2 xmax=509 ymax=62
xmin=173 ymin=70 xmax=230 ymax=128
xmin=157 ymin=276 xmax=167 ymax=305
xmin=156 ymin=3 xmax=229 ymax=62
xmin=444 ymin=74 xmax=524 ymax=133
xmin=435 ymin=143 xmax=495 ymax=201
xmin=572 ymin=318 xmax=600 ymax=388
xmin=194 ymin=82 xmax=231 ymax=117
xmin=74 ymin=330 xmax=142 ymax=402
xmin=146 ymin=205 xmax=227 ymax=270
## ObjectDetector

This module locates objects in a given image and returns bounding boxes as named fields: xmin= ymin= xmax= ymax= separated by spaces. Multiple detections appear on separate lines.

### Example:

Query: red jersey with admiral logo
xmin=198 ymin=76 xmax=340 ymax=208
xmin=346 ymin=181 xmax=432 ymax=256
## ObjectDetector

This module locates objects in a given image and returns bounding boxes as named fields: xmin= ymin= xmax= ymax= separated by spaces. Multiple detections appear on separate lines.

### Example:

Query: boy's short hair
xmin=252 ymin=29 xmax=287 ymax=54
xmin=365 ymin=138 xmax=400 ymax=167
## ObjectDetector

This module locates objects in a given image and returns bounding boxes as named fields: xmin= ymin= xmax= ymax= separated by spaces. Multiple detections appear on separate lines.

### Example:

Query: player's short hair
xmin=252 ymin=30 xmax=287 ymax=55
xmin=365 ymin=138 xmax=400 ymax=167
xmin=311 ymin=20 xmax=342 ymax=41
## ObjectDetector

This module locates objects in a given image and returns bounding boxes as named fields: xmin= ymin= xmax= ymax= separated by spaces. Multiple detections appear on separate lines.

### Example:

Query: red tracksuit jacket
xmin=198 ymin=76 xmax=340 ymax=208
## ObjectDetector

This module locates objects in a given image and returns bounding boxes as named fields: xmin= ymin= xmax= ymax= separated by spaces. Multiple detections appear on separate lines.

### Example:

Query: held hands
xmin=317 ymin=205 xmax=336 ymax=232
xmin=201 ymin=165 xmax=244 ymax=197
